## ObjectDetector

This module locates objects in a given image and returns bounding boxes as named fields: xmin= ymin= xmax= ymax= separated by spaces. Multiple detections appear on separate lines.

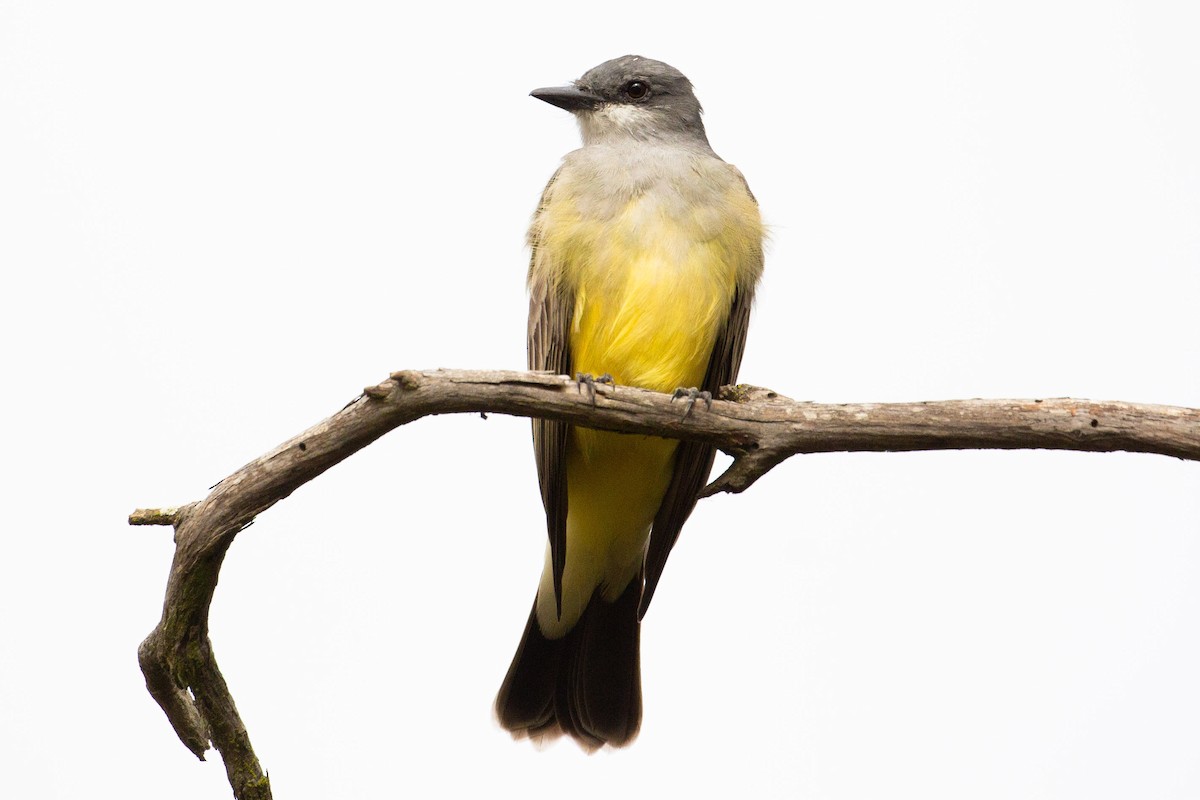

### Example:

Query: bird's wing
xmin=527 ymin=168 xmax=572 ymax=618
xmin=638 ymin=276 xmax=757 ymax=620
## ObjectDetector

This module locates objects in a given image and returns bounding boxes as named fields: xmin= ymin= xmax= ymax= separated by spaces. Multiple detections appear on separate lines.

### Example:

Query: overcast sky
xmin=3 ymin=1 xmax=1199 ymax=798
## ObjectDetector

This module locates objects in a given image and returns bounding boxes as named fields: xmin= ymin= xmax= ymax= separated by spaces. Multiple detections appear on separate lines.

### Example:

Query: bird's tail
xmin=495 ymin=573 xmax=642 ymax=749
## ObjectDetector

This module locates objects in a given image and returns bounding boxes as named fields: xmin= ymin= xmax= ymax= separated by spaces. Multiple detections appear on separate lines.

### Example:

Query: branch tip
xmin=129 ymin=507 xmax=180 ymax=526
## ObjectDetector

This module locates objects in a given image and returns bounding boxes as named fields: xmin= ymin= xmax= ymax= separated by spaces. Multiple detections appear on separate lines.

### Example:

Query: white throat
xmin=578 ymin=104 xmax=661 ymax=145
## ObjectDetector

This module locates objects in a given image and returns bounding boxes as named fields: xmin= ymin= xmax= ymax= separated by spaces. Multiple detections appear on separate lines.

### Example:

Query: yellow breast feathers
xmin=531 ymin=149 xmax=763 ymax=394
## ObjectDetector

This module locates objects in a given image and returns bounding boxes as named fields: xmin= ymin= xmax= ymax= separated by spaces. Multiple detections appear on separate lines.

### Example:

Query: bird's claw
xmin=671 ymin=387 xmax=712 ymax=418
xmin=576 ymin=373 xmax=615 ymax=407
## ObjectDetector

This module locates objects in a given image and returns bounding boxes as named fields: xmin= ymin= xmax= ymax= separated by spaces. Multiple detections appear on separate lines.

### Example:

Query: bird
xmin=495 ymin=55 xmax=765 ymax=749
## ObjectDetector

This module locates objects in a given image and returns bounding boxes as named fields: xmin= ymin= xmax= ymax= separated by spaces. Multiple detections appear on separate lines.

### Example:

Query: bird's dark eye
xmin=623 ymin=80 xmax=650 ymax=100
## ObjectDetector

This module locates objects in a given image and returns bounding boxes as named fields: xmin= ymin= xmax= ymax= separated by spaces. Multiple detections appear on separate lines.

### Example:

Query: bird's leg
xmin=671 ymin=387 xmax=713 ymax=418
xmin=576 ymin=372 xmax=615 ymax=407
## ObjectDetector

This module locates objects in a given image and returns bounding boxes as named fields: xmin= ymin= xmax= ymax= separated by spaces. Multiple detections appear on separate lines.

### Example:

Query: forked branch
xmin=132 ymin=368 xmax=1200 ymax=799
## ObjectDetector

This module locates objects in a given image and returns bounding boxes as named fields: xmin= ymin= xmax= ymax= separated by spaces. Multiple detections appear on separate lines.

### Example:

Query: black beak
xmin=530 ymin=85 xmax=603 ymax=112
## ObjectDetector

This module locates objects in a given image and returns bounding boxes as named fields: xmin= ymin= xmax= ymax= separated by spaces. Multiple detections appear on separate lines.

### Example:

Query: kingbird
xmin=496 ymin=55 xmax=765 ymax=748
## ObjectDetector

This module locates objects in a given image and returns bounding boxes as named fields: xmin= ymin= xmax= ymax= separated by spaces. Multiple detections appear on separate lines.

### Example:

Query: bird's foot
xmin=671 ymin=387 xmax=712 ymax=418
xmin=576 ymin=372 xmax=615 ymax=407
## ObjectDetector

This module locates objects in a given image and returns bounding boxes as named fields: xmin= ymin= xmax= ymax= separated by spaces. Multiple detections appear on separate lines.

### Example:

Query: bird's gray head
xmin=531 ymin=55 xmax=709 ymax=147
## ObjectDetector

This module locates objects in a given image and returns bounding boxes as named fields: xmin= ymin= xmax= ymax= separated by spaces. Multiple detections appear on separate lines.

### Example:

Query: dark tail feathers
xmin=495 ymin=574 xmax=642 ymax=749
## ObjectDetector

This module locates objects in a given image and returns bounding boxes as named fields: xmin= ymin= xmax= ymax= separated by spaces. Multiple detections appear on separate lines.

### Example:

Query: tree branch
xmin=133 ymin=368 xmax=1200 ymax=798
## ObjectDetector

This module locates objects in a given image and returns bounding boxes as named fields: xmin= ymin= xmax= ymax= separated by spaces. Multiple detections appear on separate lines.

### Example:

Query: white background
xmin=2 ymin=1 xmax=1198 ymax=798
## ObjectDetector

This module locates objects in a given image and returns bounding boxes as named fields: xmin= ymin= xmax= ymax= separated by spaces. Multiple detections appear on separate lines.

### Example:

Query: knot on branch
xmin=719 ymin=384 xmax=795 ymax=404
xmin=388 ymin=370 xmax=423 ymax=391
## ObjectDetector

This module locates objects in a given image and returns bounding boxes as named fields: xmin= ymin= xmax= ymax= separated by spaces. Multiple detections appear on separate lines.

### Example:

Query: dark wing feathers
xmin=527 ymin=168 xmax=572 ymax=617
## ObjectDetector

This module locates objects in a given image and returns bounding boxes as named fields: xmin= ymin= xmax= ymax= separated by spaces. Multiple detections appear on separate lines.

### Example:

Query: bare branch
xmin=133 ymin=368 xmax=1200 ymax=797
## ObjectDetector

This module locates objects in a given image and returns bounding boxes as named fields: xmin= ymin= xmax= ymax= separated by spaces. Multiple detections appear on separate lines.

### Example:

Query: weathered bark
xmin=132 ymin=368 xmax=1200 ymax=799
